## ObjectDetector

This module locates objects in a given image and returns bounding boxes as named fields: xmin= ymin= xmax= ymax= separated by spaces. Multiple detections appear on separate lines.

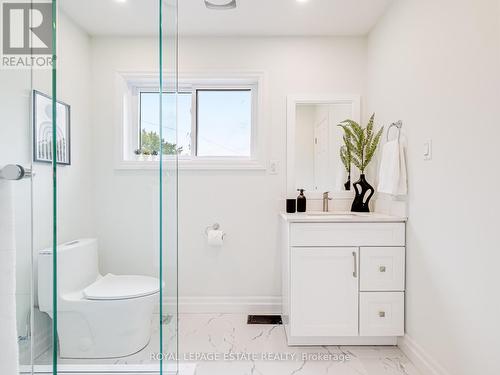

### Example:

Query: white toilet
xmin=38 ymin=238 xmax=161 ymax=359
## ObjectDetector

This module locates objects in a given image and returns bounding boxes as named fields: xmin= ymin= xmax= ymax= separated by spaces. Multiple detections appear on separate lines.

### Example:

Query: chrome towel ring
xmin=387 ymin=120 xmax=403 ymax=142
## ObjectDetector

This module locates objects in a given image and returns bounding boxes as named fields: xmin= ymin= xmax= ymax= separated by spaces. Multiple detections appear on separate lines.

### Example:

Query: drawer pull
xmin=352 ymin=251 xmax=358 ymax=278
xmin=378 ymin=311 xmax=386 ymax=318
xmin=379 ymin=266 xmax=386 ymax=273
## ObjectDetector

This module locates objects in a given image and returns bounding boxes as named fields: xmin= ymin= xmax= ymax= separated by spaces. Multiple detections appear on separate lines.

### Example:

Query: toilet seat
xmin=83 ymin=274 xmax=160 ymax=300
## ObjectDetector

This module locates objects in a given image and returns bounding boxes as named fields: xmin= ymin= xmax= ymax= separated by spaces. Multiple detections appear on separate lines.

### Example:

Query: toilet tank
xmin=38 ymin=239 xmax=100 ymax=313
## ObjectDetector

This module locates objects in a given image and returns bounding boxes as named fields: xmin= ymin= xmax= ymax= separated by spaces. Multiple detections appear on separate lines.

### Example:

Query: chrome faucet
xmin=322 ymin=191 xmax=333 ymax=212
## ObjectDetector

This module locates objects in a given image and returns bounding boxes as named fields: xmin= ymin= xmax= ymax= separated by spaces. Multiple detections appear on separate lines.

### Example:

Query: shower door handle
xmin=0 ymin=164 xmax=33 ymax=180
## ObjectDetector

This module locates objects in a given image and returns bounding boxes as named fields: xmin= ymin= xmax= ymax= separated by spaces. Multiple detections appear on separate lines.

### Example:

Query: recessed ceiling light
xmin=296 ymin=0 xmax=309 ymax=3
xmin=204 ymin=0 xmax=237 ymax=10
xmin=115 ymin=0 xmax=127 ymax=3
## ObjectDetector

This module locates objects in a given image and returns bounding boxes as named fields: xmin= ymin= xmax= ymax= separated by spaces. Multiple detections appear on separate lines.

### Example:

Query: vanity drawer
xmin=359 ymin=292 xmax=404 ymax=337
xmin=360 ymin=247 xmax=405 ymax=291
xmin=290 ymin=223 xmax=405 ymax=247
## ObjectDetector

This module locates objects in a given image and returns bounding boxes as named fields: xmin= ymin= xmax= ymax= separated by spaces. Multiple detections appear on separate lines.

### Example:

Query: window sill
xmin=115 ymin=159 xmax=267 ymax=171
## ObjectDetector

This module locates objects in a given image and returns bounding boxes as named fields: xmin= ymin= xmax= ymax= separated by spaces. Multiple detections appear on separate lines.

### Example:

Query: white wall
xmin=89 ymin=37 xmax=162 ymax=279
xmin=90 ymin=36 xmax=367 ymax=307
xmin=367 ymin=1 xmax=500 ymax=374
xmin=55 ymin=13 xmax=96 ymax=245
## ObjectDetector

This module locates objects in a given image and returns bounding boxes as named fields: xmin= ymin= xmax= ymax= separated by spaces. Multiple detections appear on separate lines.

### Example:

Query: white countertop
xmin=280 ymin=211 xmax=407 ymax=223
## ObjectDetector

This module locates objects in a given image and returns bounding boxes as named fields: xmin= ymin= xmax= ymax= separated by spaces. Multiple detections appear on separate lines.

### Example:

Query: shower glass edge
xmin=161 ymin=0 xmax=180 ymax=374
xmin=51 ymin=0 xmax=57 ymax=374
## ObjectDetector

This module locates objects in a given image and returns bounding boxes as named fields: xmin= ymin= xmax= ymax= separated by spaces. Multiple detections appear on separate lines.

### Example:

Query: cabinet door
xmin=290 ymin=247 xmax=359 ymax=337
xmin=360 ymin=247 xmax=405 ymax=291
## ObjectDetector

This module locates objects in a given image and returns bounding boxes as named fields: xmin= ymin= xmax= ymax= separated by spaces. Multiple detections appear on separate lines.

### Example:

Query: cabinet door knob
xmin=379 ymin=266 xmax=386 ymax=273
xmin=378 ymin=311 xmax=386 ymax=318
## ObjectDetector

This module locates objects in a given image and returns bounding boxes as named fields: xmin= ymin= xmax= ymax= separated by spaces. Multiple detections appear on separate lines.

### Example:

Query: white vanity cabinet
xmin=281 ymin=214 xmax=407 ymax=346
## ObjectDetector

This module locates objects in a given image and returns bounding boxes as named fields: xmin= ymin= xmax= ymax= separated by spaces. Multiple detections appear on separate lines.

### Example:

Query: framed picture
xmin=33 ymin=90 xmax=71 ymax=165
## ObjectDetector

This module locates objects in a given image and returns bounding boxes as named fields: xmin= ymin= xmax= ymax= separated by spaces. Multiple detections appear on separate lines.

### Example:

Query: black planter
xmin=351 ymin=174 xmax=374 ymax=212
xmin=344 ymin=174 xmax=351 ymax=191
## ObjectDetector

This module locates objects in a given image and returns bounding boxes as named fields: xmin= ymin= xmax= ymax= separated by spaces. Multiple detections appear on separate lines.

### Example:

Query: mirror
xmin=287 ymin=95 xmax=360 ymax=197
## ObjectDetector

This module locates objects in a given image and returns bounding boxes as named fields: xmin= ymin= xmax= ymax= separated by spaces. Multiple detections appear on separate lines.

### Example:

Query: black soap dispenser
xmin=297 ymin=189 xmax=307 ymax=213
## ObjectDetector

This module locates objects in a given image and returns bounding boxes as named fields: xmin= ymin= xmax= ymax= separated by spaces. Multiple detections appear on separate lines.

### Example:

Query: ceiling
xmin=59 ymin=0 xmax=394 ymax=37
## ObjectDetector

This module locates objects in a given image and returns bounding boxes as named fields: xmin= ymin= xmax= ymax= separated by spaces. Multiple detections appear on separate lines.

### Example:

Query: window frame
xmin=116 ymin=72 xmax=266 ymax=170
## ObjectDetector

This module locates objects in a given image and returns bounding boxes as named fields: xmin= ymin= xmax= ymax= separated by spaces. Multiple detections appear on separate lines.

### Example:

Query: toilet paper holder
xmin=205 ymin=223 xmax=225 ymax=238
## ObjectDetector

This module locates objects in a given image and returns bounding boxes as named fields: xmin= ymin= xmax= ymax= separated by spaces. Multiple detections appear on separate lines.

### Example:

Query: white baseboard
xmin=162 ymin=296 xmax=282 ymax=314
xmin=398 ymin=335 xmax=449 ymax=375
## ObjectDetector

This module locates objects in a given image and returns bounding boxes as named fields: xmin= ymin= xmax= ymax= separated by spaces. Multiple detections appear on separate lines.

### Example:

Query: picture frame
xmin=32 ymin=90 xmax=71 ymax=165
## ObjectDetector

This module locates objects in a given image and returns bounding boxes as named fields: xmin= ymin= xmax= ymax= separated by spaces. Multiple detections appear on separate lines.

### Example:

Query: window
xmin=196 ymin=90 xmax=252 ymax=157
xmin=117 ymin=73 xmax=265 ymax=170
xmin=137 ymin=87 xmax=254 ymax=158
xmin=139 ymin=92 xmax=192 ymax=156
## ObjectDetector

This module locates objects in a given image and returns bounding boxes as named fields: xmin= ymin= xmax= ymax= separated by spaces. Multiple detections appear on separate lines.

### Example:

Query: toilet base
xmin=54 ymin=293 xmax=158 ymax=359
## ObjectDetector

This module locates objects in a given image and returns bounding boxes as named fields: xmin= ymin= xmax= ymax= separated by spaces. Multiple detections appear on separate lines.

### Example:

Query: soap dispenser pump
xmin=297 ymin=189 xmax=307 ymax=213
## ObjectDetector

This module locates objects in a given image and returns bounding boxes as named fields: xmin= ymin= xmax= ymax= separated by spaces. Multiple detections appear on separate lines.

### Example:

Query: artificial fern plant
xmin=338 ymin=114 xmax=383 ymax=174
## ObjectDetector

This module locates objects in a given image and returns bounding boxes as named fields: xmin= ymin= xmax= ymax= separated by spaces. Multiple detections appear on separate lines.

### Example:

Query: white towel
xmin=0 ymin=180 xmax=19 ymax=375
xmin=377 ymin=140 xmax=407 ymax=196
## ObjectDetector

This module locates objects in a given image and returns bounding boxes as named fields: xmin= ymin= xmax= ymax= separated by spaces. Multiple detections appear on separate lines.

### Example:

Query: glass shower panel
xmin=0 ymin=45 xmax=35 ymax=375
xmin=161 ymin=1 xmax=179 ymax=373
xmin=47 ymin=0 xmax=178 ymax=373
xmin=29 ymin=1 xmax=58 ymax=373
xmin=0 ymin=0 xmax=54 ymax=373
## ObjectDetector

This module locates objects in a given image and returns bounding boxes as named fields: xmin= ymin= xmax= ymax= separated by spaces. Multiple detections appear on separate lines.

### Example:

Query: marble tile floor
xmin=32 ymin=313 xmax=421 ymax=375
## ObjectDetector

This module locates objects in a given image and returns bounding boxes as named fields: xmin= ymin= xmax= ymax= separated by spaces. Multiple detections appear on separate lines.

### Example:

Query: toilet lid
xmin=83 ymin=274 xmax=160 ymax=300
